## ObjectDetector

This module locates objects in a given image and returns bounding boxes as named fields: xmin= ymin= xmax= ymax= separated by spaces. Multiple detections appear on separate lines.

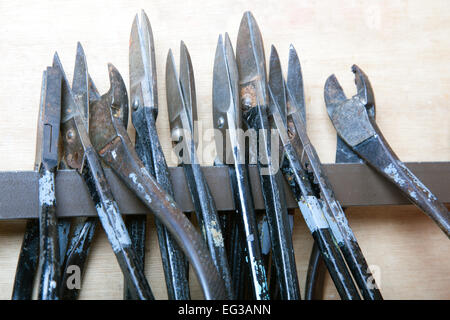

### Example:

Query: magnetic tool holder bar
xmin=0 ymin=162 xmax=448 ymax=220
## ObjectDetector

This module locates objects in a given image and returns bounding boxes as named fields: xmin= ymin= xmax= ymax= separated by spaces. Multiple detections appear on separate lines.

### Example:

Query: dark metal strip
xmin=0 ymin=162 xmax=448 ymax=220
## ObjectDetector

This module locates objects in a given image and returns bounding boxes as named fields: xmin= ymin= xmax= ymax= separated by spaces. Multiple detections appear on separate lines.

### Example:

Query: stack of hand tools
xmin=9 ymin=10 xmax=449 ymax=300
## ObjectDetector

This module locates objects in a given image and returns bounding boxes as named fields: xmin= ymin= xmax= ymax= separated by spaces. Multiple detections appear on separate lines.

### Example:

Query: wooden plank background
xmin=0 ymin=0 xmax=448 ymax=299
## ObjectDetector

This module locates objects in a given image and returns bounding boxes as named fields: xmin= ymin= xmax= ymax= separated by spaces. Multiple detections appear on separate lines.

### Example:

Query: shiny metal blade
xmin=165 ymin=49 xmax=187 ymax=140
xmin=129 ymin=10 xmax=157 ymax=109
xmin=34 ymin=70 xmax=47 ymax=170
xmin=72 ymin=42 xmax=89 ymax=126
xmin=213 ymin=33 xmax=240 ymax=164
xmin=179 ymin=41 xmax=197 ymax=128
xmin=268 ymin=45 xmax=287 ymax=125
xmin=286 ymin=45 xmax=305 ymax=123
xmin=52 ymin=52 xmax=80 ymax=123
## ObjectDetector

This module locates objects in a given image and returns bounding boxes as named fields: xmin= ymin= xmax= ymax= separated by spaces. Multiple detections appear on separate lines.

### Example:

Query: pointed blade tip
xmin=76 ymin=42 xmax=85 ymax=55
xmin=269 ymin=45 xmax=279 ymax=60
xmin=270 ymin=44 xmax=275 ymax=55
xmin=243 ymin=11 xmax=254 ymax=20
xmin=180 ymin=40 xmax=187 ymax=50
xmin=52 ymin=52 xmax=60 ymax=66
xmin=166 ymin=48 xmax=175 ymax=64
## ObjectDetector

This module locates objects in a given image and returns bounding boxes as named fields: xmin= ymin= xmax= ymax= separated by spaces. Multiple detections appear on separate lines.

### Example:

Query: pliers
xmin=35 ymin=65 xmax=62 ymax=300
xmin=12 ymin=63 xmax=63 ymax=300
xmin=60 ymin=71 xmax=120 ymax=300
xmin=82 ymin=51 xmax=226 ymax=299
xmin=235 ymin=12 xmax=300 ymax=300
xmin=53 ymin=43 xmax=226 ymax=299
xmin=54 ymin=44 xmax=154 ymax=299
xmin=267 ymin=45 xmax=361 ymax=300
xmin=166 ymin=41 xmax=233 ymax=299
xmin=129 ymin=10 xmax=190 ymax=300
xmin=324 ymin=66 xmax=450 ymax=238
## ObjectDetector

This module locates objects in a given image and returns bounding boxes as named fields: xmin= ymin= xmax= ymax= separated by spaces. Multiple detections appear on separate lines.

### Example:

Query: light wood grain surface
xmin=0 ymin=0 xmax=448 ymax=299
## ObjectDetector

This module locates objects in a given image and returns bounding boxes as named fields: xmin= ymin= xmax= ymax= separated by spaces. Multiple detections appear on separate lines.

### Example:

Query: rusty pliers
xmin=55 ymin=43 xmax=226 ymax=299
xmin=60 ymin=67 xmax=122 ymax=300
xmin=55 ymin=44 xmax=154 ymax=299
xmin=324 ymin=66 xmax=450 ymax=238
xmin=86 ymin=54 xmax=227 ymax=299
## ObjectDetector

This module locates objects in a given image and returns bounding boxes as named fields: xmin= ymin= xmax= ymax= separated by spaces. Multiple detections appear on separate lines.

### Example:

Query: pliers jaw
xmin=352 ymin=65 xmax=376 ymax=118
xmin=324 ymin=66 xmax=377 ymax=148
xmin=89 ymin=64 xmax=129 ymax=155
xmin=323 ymin=74 xmax=347 ymax=120
xmin=54 ymin=47 xmax=89 ymax=172
xmin=325 ymin=66 xmax=450 ymax=238
xmin=324 ymin=65 xmax=376 ymax=121
xmin=105 ymin=63 xmax=129 ymax=129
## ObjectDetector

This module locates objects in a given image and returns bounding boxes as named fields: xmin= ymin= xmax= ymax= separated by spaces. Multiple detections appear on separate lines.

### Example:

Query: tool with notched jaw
xmin=11 ymin=60 xmax=82 ymax=300
xmin=166 ymin=41 xmax=233 ymax=299
xmin=55 ymin=43 xmax=154 ymax=299
xmin=268 ymin=45 xmax=361 ymax=300
xmin=77 ymin=51 xmax=226 ymax=300
xmin=324 ymin=66 xmax=450 ymax=238
xmin=129 ymin=10 xmax=190 ymax=300
xmin=235 ymin=11 xmax=299 ymax=300
xmin=59 ymin=75 xmax=116 ymax=300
